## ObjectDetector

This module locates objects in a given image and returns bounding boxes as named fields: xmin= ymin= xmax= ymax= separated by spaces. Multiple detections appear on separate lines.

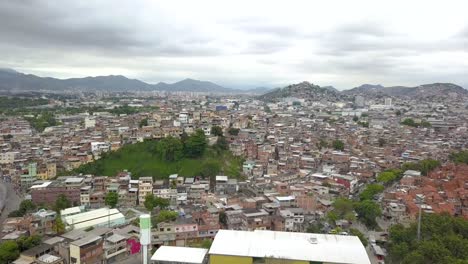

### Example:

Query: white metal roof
xmin=64 ymin=208 xmax=123 ymax=227
xmin=209 ymin=230 xmax=371 ymax=264
xmin=151 ymin=246 xmax=208 ymax=263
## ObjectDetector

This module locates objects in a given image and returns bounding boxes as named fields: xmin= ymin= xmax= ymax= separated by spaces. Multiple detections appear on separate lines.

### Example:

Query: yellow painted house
xmin=208 ymin=230 xmax=371 ymax=264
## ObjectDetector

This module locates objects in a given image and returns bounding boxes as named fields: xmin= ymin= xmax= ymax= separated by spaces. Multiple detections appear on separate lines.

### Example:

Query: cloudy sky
xmin=1 ymin=0 xmax=467 ymax=90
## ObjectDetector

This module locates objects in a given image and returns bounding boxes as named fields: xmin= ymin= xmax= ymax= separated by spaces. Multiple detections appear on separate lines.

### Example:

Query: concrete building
xmin=209 ymin=230 xmax=371 ymax=264
xmin=139 ymin=177 xmax=154 ymax=204
xmin=70 ymin=235 xmax=104 ymax=264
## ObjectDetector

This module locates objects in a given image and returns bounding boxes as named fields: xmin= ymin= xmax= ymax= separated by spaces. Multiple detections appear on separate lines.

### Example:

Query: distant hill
xmin=343 ymin=83 xmax=468 ymax=100
xmin=241 ymin=87 xmax=272 ymax=94
xmin=0 ymin=68 xmax=236 ymax=93
xmin=258 ymin=81 xmax=341 ymax=102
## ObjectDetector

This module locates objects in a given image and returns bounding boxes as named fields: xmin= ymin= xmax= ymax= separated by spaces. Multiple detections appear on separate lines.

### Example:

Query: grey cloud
xmin=0 ymin=1 xmax=222 ymax=57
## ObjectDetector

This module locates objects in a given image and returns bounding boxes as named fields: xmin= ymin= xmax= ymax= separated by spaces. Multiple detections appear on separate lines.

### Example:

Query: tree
xmin=420 ymin=120 xmax=432 ymax=128
xmin=184 ymin=129 xmax=207 ymax=158
xmin=139 ymin=118 xmax=148 ymax=128
xmin=17 ymin=235 xmax=42 ymax=251
xmin=214 ymin=136 xmax=229 ymax=151
xmin=201 ymin=239 xmax=213 ymax=249
xmin=144 ymin=193 xmax=155 ymax=212
xmin=354 ymin=200 xmax=382 ymax=229
xmin=210 ymin=126 xmax=223 ymax=137
xmin=0 ymin=241 xmax=20 ymax=263
xmin=396 ymin=110 xmax=402 ymax=116
xmin=349 ymin=228 xmax=368 ymax=246
xmin=360 ymin=183 xmax=384 ymax=201
xmin=155 ymin=136 xmax=184 ymax=162
xmin=9 ymin=200 xmax=37 ymax=217
xmin=227 ymin=128 xmax=240 ymax=136
xmin=317 ymin=138 xmax=329 ymax=150
xmin=219 ymin=211 xmax=227 ymax=227
xmin=378 ymin=138 xmax=386 ymax=147
xmin=154 ymin=197 xmax=170 ymax=210
xmin=332 ymin=140 xmax=345 ymax=151
xmin=105 ymin=192 xmax=119 ymax=208
xmin=449 ymin=150 xmax=468 ymax=165
xmin=377 ymin=171 xmax=397 ymax=185
xmin=402 ymin=159 xmax=441 ymax=176
xmin=53 ymin=215 xmax=65 ymax=234
xmin=19 ymin=200 xmax=36 ymax=213
xmin=332 ymin=198 xmax=355 ymax=221
xmin=352 ymin=116 xmax=359 ymax=122
xmin=200 ymin=160 xmax=221 ymax=179
xmin=419 ymin=159 xmax=441 ymax=176
xmin=306 ymin=222 xmax=324 ymax=234
xmin=154 ymin=210 xmax=178 ymax=224
xmin=401 ymin=118 xmax=417 ymax=127
xmin=54 ymin=194 xmax=71 ymax=212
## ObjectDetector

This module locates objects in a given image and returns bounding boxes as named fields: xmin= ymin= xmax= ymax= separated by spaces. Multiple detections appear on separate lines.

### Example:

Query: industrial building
xmin=63 ymin=207 xmax=125 ymax=230
xmin=208 ymin=230 xmax=371 ymax=264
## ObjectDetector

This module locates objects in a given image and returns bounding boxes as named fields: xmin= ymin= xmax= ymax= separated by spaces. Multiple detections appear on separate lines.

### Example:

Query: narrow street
xmin=351 ymin=221 xmax=380 ymax=264
xmin=0 ymin=180 xmax=22 ymax=229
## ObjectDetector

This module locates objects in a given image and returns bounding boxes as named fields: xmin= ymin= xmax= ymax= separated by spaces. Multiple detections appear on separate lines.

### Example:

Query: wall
xmin=210 ymin=255 xmax=252 ymax=264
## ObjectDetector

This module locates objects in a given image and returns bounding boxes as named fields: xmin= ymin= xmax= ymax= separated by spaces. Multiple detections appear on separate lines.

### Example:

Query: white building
xmin=209 ymin=230 xmax=371 ymax=264
xmin=63 ymin=208 xmax=125 ymax=230
xmin=84 ymin=117 xmax=96 ymax=128
xmin=151 ymin=246 xmax=208 ymax=264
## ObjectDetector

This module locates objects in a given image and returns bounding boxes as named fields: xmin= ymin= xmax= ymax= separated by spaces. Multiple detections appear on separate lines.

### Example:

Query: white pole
xmin=142 ymin=245 xmax=148 ymax=264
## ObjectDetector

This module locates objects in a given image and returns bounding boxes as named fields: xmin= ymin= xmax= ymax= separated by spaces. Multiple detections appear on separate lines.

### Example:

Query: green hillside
xmin=66 ymin=137 xmax=244 ymax=179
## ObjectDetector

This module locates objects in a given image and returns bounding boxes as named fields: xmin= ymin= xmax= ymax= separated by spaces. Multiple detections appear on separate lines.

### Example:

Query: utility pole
xmin=417 ymin=204 xmax=421 ymax=241
xmin=416 ymin=195 xmax=424 ymax=242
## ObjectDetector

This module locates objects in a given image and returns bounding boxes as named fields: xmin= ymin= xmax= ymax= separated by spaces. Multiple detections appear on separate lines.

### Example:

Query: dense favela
xmin=1 ymin=1 xmax=467 ymax=264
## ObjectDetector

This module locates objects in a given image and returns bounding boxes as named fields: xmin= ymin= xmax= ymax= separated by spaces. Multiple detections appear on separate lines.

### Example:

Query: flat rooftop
xmin=209 ymin=230 xmax=370 ymax=264
xmin=151 ymin=246 xmax=208 ymax=263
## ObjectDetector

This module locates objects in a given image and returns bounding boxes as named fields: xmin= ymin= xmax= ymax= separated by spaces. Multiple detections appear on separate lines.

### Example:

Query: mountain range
xmin=0 ymin=68 xmax=466 ymax=100
xmin=0 ymin=68 xmax=268 ymax=94
xmin=259 ymin=82 xmax=467 ymax=102
xmin=342 ymin=83 xmax=468 ymax=100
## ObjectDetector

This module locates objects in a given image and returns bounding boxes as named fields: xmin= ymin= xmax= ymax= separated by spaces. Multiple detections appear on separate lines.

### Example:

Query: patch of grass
xmin=66 ymin=140 xmax=244 ymax=179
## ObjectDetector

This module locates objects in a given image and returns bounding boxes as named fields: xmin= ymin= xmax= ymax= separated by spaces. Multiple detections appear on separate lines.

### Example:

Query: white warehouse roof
xmin=151 ymin=246 xmax=208 ymax=264
xmin=209 ymin=230 xmax=371 ymax=264
xmin=64 ymin=208 xmax=125 ymax=230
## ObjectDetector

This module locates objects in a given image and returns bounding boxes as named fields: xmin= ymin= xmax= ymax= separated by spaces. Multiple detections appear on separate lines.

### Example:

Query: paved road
xmin=351 ymin=221 xmax=380 ymax=264
xmin=0 ymin=181 xmax=22 ymax=228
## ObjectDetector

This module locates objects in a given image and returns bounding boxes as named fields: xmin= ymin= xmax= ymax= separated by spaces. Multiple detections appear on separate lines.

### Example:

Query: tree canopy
xmin=387 ymin=213 xmax=468 ymax=264
xmin=105 ymin=192 xmax=119 ymax=208
xmin=144 ymin=193 xmax=170 ymax=212
xmin=184 ymin=129 xmax=207 ymax=158
xmin=54 ymin=194 xmax=71 ymax=212
xmin=355 ymin=200 xmax=382 ymax=229
xmin=153 ymin=210 xmax=179 ymax=226
xmin=154 ymin=136 xmax=184 ymax=162
xmin=332 ymin=139 xmax=345 ymax=151
xmin=402 ymin=159 xmax=441 ymax=176
xmin=8 ymin=200 xmax=36 ymax=217
xmin=210 ymin=126 xmax=223 ymax=137
xmin=228 ymin=128 xmax=240 ymax=136
xmin=359 ymin=183 xmax=384 ymax=201
xmin=449 ymin=150 xmax=468 ymax=165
